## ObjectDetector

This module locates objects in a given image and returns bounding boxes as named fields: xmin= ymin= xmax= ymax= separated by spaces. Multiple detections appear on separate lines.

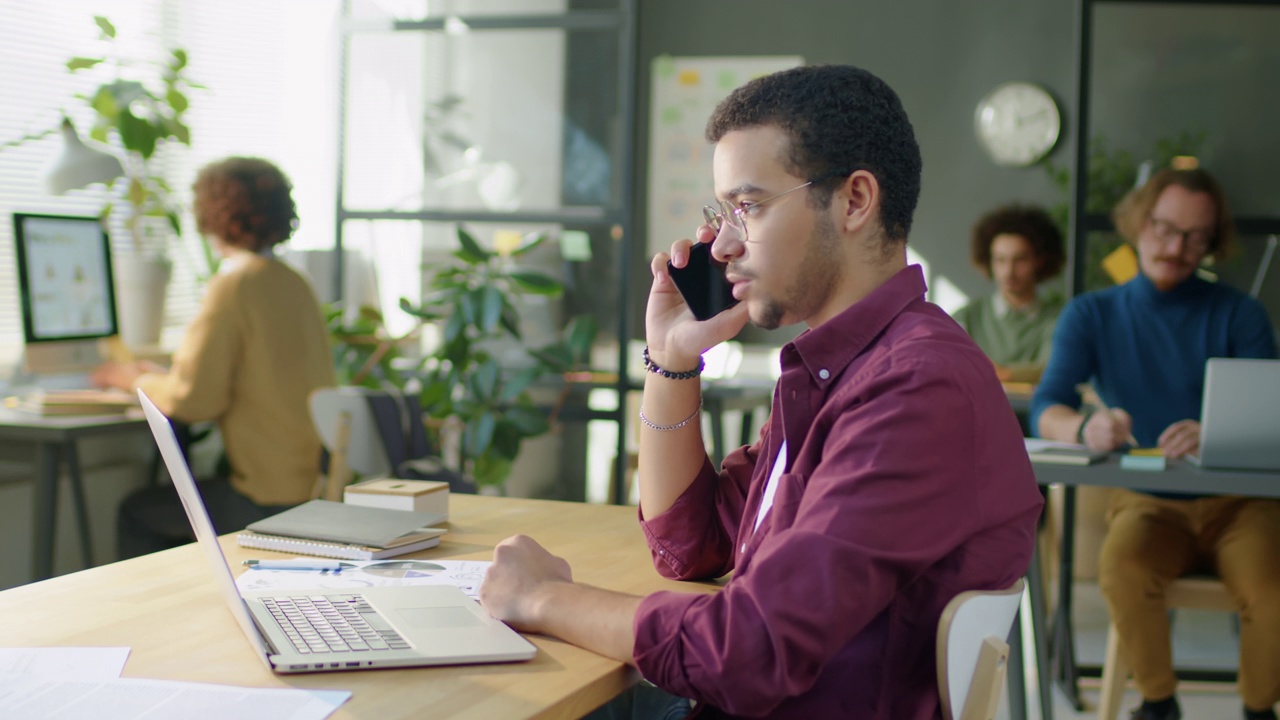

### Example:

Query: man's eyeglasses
xmin=702 ymin=180 xmax=816 ymax=244
xmin=1148 ymin=215 xmax=1213 ymax=254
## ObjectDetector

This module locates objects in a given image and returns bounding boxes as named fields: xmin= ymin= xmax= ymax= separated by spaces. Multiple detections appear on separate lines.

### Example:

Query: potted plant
xmin=69 ymin=15 xmax=200 ymax=348
xmin=327 ymin=226 xmax=597 ymax=492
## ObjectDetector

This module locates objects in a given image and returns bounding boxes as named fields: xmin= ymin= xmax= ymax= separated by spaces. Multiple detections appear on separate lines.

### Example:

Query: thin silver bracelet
xmin=638 ymin=400 xmax=702 ymax=432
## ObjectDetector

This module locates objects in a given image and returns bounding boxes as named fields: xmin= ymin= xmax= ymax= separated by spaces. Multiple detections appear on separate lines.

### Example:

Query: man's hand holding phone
xmin=646 ymin=225 xmax=750 ymax=369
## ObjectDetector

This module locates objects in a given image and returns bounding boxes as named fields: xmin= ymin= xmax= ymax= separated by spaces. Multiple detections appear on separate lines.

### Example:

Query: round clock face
xmin=974 ymin=82 xmax=1061 ymax=167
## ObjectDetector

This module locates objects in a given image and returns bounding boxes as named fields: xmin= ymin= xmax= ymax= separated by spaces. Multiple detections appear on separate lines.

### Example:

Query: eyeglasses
xmin=1148 ymin=215 xmax=1213 ymax=254
xmin=702 ymin=180 xmax=815 ymax=244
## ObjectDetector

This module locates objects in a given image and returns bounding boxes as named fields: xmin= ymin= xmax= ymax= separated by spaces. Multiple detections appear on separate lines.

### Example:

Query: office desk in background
xmin=1031 ymin=457 xmax=1280 ymax=710
xmin=0 ymin=494 xmax=721 ymax=720
xmin=0 ymin=408 xmax=151 ymax=581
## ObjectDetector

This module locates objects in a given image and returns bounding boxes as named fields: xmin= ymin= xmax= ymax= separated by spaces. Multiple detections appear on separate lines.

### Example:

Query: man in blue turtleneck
xmin=1031 ymin=168 xmax=1280 ymax=720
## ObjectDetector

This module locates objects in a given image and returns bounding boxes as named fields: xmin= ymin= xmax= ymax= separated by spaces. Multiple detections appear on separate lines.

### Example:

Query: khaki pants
xmin=1098 ymin=490 xmax=1280 ymax=708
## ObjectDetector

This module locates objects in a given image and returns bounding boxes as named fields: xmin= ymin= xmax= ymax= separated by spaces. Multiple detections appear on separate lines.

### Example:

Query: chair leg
xmin=1097 ymin=622 xmax=1129 ymax=720
xmin=1008 ymin=607 xmax=1027 ymax=720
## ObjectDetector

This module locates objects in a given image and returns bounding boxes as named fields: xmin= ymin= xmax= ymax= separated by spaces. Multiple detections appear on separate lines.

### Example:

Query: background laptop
xmin=1187 ymin=358 xmax=1280 ymax=472
xmin=137 ymin=389 xmax=536 ymax=674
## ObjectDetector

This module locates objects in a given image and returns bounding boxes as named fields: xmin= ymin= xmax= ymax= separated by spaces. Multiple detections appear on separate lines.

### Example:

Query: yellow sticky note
xmin=1128 ymin=447 xmax=1164 ymax=457
xmin=1102 ymin=244 xmax=1139 ymax=285
xmin=677 ymin=69 xmax=701 ymax=86
xmin=492 ymin=230 xmax=523 ymax=257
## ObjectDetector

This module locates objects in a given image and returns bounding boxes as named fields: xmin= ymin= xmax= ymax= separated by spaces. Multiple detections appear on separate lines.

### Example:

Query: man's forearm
xmin=1038 ymin=403 xmax=1084 ymax=443
xmin=532 ymin=582 xmax=644 ymax=665
xmin=636 ymin=363 xmax=710 ymax=518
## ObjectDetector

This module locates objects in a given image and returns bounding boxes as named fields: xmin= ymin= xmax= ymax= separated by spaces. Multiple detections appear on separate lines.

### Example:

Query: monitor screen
xmin=13 ymin=212 xmax=118 ymax=344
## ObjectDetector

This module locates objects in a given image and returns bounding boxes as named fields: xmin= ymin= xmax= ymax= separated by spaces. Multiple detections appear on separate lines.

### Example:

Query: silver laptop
xmin=1187 ymin=358 xmax=1280 ymax=472
xmin=137 ymin=389 xmax=537 ymax=674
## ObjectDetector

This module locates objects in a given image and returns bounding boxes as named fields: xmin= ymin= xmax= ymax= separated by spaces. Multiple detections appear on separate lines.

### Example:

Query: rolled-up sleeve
xmin=638 ymin=439 xmax=759 ymax=580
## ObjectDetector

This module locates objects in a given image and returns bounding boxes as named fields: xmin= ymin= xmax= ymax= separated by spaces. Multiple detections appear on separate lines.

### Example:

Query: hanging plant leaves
xmin=454 ymin=227 xmax=491 ymax=264
xmin=507 ymin=270 xmax=563 ymax=296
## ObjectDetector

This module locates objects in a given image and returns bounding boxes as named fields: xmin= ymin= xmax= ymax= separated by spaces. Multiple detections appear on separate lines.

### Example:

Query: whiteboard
xmin=646 ymin=55 xmax=804 ymax=256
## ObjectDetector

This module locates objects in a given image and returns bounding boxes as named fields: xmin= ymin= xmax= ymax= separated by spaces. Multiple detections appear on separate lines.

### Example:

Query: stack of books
xmin=4 ymin=389 xmax=138 ymax=416
xmin=236 ymin=499 xmax=447 ymax=561
xmin=1024 ymin=438 xmax=1109 ymax=466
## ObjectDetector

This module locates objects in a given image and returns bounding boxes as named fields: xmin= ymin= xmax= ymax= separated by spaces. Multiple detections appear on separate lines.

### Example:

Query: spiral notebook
xmin=236 ymin=527 xmax=447 ymax=560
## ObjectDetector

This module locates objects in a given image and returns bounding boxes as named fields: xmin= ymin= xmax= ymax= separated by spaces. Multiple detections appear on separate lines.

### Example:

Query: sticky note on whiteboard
xmin=559 ymin=230 xmax=592 ymax=261
xmin=1102 ymin=244 xmax=1139 ymax=285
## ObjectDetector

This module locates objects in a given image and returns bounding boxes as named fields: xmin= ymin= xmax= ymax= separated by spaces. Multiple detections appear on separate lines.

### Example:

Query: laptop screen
xmin=1196 ymin=358 xmax=1280 ymax=471
xmin=137 ymin=389 xmax=273 ymax=664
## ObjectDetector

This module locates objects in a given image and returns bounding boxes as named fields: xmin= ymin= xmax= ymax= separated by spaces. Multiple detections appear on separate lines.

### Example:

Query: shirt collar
xmin=218 ymin=246 xmax=275 ymax=274
xmin=788 ymin=264 xmax=928 ymax=384
xmin=992 ymin=292 xmax=1041 ymax=319
xmin=1130 ymin=269 xmax=1210 ymax=303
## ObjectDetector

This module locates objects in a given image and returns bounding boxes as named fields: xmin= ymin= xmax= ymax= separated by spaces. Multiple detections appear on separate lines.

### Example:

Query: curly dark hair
xmin=705 ymin=64 xmax=922 ymax=243
xmin=969 ymin=204 xmax=1066 ymax=282
xmin=1112 ymin=167 xmax=1235 ymax=262
xmin=192 ymin=157 xmax=298 ymax=252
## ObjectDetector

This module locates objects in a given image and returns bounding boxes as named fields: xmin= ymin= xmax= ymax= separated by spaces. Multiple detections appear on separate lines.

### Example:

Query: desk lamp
xmin=41 ymin=118 xmax=124 ymax=195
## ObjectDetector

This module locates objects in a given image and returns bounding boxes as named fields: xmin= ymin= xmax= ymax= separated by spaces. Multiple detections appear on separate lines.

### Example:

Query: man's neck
xmin=808 ymin=242 xmax=908 ymax=328
xmin=1000 ymin=289 xmax=1037 ymax=311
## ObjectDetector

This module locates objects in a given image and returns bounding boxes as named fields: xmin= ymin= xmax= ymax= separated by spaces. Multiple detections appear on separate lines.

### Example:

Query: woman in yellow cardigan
xmin=93 ymin=157 xmax=335 ymax=559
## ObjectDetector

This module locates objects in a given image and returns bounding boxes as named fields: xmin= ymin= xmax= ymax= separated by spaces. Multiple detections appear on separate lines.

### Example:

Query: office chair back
xmin=937 ymin=578 xmax=1025 ymax=720
xmin=310 ymin=386 xmax=475 ymax=500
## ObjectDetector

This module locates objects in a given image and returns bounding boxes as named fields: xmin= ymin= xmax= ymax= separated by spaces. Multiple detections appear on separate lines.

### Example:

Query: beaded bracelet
xmin=638 ymin=400 xmax=703 ymax=432
xmin=643 ymin=345 xmax=703 ymax=380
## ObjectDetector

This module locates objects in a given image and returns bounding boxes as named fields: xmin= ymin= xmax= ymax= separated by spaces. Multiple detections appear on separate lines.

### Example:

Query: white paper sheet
xmin=0 ymin=647 xmax=129 ymax=680
xmin=235 ymin=558 xmax=491 ymax=598
xmin=0 ymin=673 xmax=349 ymax=720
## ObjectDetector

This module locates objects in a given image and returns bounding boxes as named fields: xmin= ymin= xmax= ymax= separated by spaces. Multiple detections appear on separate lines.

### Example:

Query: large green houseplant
xmin=328 ymin=226 xmax=596 ymax=491
xmin=70 ymin=15 xmax=197 ymax=250
xmin=68 ymin=15 xmax=203 ymax=347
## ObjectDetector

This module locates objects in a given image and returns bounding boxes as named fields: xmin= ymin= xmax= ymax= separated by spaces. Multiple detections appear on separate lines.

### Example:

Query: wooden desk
xmin=0 ymin=408 xmax=150 ymax=580
xmin=0 ymin=494 xmax=720 ymax=720
xmin=1032 ymin=457 xmax=1280 ymax=709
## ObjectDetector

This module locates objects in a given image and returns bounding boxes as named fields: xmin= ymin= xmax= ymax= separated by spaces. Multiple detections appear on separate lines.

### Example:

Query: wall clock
xmin=974 ymin=82 xmax=1061 ymax=167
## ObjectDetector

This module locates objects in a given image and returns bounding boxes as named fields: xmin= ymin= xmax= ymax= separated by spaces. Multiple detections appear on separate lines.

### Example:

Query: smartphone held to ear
xmin=668 ymin=242 xmax=739 ymax=321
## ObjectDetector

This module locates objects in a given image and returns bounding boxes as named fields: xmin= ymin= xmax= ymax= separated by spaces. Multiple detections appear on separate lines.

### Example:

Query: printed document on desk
xmin=1024 ymin=438 xmax=1109 ymax=466
xmin=0 ymin=673 xmax=349 ymax=719
xmin=0 ymin=647 xmax=129 ymax=680
xmin=237 ymin=559 xmax=491 ymax=598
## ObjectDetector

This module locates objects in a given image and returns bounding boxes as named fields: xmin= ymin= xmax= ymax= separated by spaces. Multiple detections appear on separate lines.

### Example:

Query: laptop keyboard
xmin=260 ymin=594 xmax=412 ymax=655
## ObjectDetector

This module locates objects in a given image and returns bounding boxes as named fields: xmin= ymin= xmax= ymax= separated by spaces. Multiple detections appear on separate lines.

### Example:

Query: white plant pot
xmin=114 ymin=253 xmax=172 ymax=350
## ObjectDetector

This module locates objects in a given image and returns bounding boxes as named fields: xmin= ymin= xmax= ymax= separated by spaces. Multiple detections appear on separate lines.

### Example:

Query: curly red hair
xmin=192 ymin=157 xmax=298 ymax=251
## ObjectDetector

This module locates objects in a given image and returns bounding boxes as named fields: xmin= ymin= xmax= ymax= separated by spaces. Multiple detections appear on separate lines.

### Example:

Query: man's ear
xmin=835 ymin=169 xmax=880 ymax=236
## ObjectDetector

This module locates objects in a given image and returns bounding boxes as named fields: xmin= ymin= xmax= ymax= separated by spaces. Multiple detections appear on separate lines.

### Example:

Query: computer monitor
xmin=12 ymin=212 xmax=118 ymax=375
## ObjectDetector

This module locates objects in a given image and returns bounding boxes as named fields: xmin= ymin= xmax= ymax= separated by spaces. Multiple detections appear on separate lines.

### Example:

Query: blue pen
xmin=243 ymin=559 xmax=344 ymax=571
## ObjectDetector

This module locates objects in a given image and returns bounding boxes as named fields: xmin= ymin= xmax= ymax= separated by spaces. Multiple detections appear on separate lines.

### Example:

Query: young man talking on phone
xmin=479 ymin=65 xmax=1043 ymax=719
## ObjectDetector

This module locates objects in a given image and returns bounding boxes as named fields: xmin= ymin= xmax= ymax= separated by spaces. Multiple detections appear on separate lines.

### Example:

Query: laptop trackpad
xmin=397 ymin=606 xmax=484 ymax=629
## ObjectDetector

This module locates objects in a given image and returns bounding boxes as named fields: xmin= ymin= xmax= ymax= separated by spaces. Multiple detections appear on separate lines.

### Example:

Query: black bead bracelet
xmin=642 ymin=346 xmax=703 ymax=380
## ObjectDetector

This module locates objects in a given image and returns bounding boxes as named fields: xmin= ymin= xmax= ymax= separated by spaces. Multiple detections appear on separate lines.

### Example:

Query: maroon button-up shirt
xmin=634 ymin=265 xmax=1043 ymax=719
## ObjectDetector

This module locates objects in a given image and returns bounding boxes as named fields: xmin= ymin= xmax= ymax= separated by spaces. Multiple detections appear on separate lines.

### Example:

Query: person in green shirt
xmin=951 ymin=204 xmax=1066 ymax=384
